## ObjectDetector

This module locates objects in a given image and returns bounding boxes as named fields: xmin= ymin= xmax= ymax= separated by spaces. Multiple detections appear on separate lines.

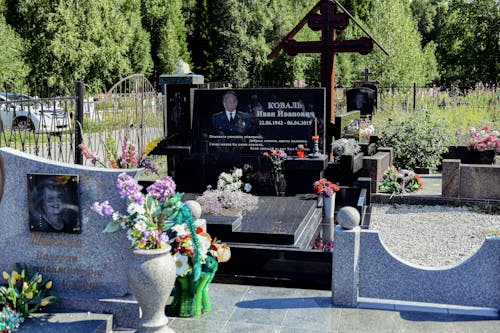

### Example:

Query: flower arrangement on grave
xmin=263 ymin=149 xmax=288 ymax=195
xmin=332 ymin=138 xmax=361 ymax=163
xmin=79 ymin=135 xmax=160 ymax=173
xmin=0 ymin=264 xmax=57 ymax=321
xmin=465 ymin=125 xmax=499 ymax=152
xmin=378 ymin=165 xmax=423 ymax=195
xmin=91 ymin=173 xmax=231 ymax=317
xmin=359 ymin=118 xmax=375 ymax=142
xmin=0 ymin=304 xmax=23 ymax=333
xmin=313 ymin=178 xmax=340 ymax=198
xmin=196 ymin=168 xmax=258 ymax=216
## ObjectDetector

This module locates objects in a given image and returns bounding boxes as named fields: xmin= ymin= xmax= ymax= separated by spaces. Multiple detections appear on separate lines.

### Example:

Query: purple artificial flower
xmin=129 ymin=191 xmax=146 ymax=205
xmin=147 ymin=176 xmax=176 ymax=201
xmin=322 ymin=186 xmax=334 ymax=198
xmin=91 ymin=201 xmax=114 ymax=216
xmin=102 ymin=201 xmax=114 ymax=215
xmin=140 ymin=158 xmax=158 ymax=174
xmin=157 ymin=232 xmax=169 ymax=245
xmin=91 ymin=202 xmax=104 ymax=216
xmin=116 ymin=173 xmax=145 ymax=204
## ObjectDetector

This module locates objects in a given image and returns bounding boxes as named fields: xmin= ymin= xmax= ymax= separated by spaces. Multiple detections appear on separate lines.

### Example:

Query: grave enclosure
xmin=153 ymin=72 xmax=389 ymax=289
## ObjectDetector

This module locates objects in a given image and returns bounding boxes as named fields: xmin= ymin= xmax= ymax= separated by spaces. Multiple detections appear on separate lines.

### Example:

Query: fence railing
xmin=0 ymin=75 xmax=165 ymax=165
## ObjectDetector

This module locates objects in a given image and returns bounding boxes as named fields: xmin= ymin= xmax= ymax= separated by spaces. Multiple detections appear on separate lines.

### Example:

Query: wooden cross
xmin=268 ymin=0 xmax=388 ymax=155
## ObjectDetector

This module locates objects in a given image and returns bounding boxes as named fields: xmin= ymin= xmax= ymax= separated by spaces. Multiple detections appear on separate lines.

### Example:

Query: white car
xmin=0 ymin=93 xmax=71 ymax=133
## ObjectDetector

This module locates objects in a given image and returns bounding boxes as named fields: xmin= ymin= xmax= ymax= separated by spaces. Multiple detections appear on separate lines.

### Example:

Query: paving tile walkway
xmin=163 ymin=283 xmax=500 ymax=333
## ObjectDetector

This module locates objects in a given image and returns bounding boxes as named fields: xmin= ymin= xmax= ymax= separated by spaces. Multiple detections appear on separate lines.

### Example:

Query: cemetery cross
xmin=268 ymin=0 xmax=388 ymax=158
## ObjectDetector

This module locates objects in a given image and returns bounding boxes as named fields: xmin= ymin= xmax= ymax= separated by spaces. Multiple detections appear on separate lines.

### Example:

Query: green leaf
xmin=103 ymin=220 xmax=121 ymax=233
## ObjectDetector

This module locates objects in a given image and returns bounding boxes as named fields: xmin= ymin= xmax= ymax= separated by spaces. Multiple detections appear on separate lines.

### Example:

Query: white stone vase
xmin=322 ymin=193 xmax=336 ymax=243
xmin=323 ymin=193 xmax=336 ymax=220
xmin=127 ymin=247 xmax=176 ymax=333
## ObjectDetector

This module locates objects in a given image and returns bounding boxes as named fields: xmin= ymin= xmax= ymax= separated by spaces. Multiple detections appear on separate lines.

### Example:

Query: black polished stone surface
xmin=205 ymin=195 xmax=321 ymax=247
xmin=285 ymin=155 xmax=328 ymax=196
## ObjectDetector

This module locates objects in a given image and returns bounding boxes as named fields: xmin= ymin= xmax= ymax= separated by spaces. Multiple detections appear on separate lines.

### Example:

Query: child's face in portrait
xmin=42 ymin=188 xmax=63 ymax=217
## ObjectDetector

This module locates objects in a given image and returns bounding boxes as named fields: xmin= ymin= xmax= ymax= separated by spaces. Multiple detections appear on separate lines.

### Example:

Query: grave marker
xmin=0 ymin=148 xmax=138 ymax=298
xmin=268 ymin=0 xmax=387 ymax=156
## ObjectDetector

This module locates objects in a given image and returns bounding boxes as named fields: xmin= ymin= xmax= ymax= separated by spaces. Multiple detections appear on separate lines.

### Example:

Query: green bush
xmin=379 ymin=112 xmax=453 ymax=170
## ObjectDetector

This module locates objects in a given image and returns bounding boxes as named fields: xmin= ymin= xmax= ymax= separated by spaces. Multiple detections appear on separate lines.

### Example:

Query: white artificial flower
xmin=232 ymin=168 xmax=242 ymax=178
xmin=221 ymin=173 xmax=233 ymax=184
xmin=171 ymin=224 xmax=189 ymax=237
xmin=174 ymin=252 xmax=190 ymax=276
xmin=127 ymin=202 xmax=145 ymax=215
xmin=195 ymin=219 xmax=207 ymax=233
xmin=112 ymin=212 xmax=121 ymax=221
xmin=134 ymin=220 xmax=148 ymax=232
xmin=198 ymin=234 xmax=212 ymax=259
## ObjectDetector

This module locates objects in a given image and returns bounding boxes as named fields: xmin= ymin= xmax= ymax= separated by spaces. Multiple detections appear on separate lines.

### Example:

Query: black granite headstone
xmin=175 ymin=88 xmax=327 ymax=193
xmin=346 ymin=87 xmax=376 ymax=116
xmin=332 ymin=111 xmax=360 ymax=142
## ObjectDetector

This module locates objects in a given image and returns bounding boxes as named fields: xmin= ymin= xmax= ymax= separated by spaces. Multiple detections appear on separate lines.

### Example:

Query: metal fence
xmin=0 ymin=74 xmax=165 ymax=165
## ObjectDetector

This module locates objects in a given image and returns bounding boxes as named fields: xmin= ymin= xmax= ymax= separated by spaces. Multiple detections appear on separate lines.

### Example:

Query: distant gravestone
xmin=0 ymin=148 xmax=139 ymax=298
xmin=346 ymin=87 xmax=376 ymax=116
xmin=332 ymin=111 xmax=361 ymax=141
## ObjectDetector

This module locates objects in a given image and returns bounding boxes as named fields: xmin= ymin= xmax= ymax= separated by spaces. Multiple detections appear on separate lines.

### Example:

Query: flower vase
xmin=322 ymin=193 xmax=336 ymax=243
xmin=169 ymin=257 xmax=218 ymax=317
xmin=127 ymin=247 xmax=176 ymax=333
xmin=273 ymin=171 xmax=287 ymax=196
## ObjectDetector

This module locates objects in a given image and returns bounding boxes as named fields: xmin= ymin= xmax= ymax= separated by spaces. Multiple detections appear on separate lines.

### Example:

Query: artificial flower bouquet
xmin=79 ymin=135 xmax=160 ymax=173
xmin=91 ymin=173 xmax=231 ymax=317
xmin=359 ymin=118 xmax=375 ymax=142
xmin=331 ymin=138 xmax=361 ymax=163
xmin=0 ymin=304 xmax=23 ymax=333
xmin=91 ymin=172 xmax=231 ymax=260
xmin=378 ymin=165 xmax=423 ymax=195
xmin=465 ymin=125 xmax=499 ymax=152
xmin=313 ymin=178 xmax=340 ymax=198
xmin=263 ymin=149 xmax=287 ymax=174
xmin=263 ymin=149 xmax=288 ymax=195
xmin=196 ymin=168 xmax=257 ymax=216
xmin=1 ymin=264 xmax=57 ymax=323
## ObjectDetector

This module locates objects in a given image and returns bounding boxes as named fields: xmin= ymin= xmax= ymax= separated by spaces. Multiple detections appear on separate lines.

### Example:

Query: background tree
xmin=142 ymin=0 xmax=190 ymax=83
xmin=5 ymin=0 xmax=151 ymax=94
xmin=437 ymin=0 xmax=499 ymax=85
xmin=0 ymin=7 xmax=28 ymax=87
xmin=352 ymin=0 xmax=437 ymax=87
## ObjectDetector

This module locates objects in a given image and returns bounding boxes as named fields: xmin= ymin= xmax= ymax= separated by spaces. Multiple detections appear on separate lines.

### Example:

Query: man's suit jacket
xmin=211 ymin=111 xmax=254 ymax=135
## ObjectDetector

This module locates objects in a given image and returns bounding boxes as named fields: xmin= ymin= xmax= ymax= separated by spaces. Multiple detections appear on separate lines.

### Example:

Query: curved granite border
xmin=358 ymin=230 xmax=500 ymax=308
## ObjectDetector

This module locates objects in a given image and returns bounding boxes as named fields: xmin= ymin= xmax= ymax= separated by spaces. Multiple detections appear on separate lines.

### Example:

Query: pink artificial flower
xmin=475 ymin=142 xmax=487 ymax=152
xmin=481 ymin=125 xmax=490 ymax=131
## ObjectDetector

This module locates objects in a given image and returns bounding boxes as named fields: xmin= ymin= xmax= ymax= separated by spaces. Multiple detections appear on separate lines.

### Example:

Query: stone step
xmin=18 ymin=312 xmax=113 ymax=333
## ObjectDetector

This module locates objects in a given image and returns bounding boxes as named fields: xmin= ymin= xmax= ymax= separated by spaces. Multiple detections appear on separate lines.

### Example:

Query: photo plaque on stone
xmin=27 ymin=174 xmax=80 ymax=234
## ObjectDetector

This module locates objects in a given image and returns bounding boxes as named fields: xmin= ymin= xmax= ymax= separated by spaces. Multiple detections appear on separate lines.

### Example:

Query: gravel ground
xmin=369 ymin=204 xmax=500 ymax=267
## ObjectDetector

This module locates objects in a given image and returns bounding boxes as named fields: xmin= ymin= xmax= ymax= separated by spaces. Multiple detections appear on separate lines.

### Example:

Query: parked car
xmin=0 ymin=93 xmax=71 ymax=133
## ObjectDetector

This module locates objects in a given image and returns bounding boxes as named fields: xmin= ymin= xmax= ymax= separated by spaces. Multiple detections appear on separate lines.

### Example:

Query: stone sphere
xmin=337 ymin=206 xmax=360 ymax=230
xmin=185 ymin=200 xmax=202 ymax=220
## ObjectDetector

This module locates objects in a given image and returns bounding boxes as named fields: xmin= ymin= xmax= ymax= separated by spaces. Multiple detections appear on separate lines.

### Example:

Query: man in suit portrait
xmin=211 ymin=91 xmax=255 ymax=135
